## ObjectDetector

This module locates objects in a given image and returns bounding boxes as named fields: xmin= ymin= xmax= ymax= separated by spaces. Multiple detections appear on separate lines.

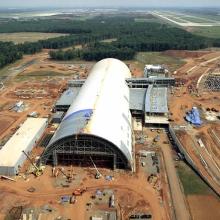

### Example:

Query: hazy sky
xmin=0 ymin=0 xmax=220 ymax=8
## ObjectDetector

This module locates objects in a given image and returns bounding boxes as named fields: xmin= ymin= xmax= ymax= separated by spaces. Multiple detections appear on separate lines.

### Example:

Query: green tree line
xmin=49 ymin=43 xmax=135 ymax=61
xmin=1 ymin=16 xmax=220 ymax=65
xmin=0 ymin=42 xmax=22 ymax=68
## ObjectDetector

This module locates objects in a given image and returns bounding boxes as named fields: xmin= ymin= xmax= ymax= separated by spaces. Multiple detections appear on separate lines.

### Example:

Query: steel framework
xmin=67 ymin=77 xmax=175 ymax=89
xmin=40 ymin=134 xmax=131 ymax=170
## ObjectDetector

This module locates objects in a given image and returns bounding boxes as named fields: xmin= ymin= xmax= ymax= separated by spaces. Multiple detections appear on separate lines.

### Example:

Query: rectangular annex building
xmin=145 ymin=85 xmax=168 ymax=114
xmin=0 ymin=118 xmax=48 ymax=176
xmin=145 ymin=85 xmax=169 ymax=125
xmin=55 ymin=87 xmax=81 ymax=112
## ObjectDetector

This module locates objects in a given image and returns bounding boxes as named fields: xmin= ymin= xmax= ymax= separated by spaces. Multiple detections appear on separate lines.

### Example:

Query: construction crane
xmin=90 ymin=156 xmax=102 ymax=179
xmin=22 ymin=151 xmax=43 ymax=177
xmin=59 ymin=167 xmax=72 ymax=180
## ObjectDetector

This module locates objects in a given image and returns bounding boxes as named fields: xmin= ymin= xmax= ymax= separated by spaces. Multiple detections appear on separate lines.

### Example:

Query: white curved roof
xmin=49 ymin=58 xmax=133 ymax=163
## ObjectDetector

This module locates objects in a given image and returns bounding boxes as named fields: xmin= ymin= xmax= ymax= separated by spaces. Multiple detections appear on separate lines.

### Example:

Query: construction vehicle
xmin=153 ymin=135 xmax=160 ymax=143
xmin=59 ymin=167 xmax=75 ymax=182
xmin=90 ymin=156 xmax=102 ymax=179
xmin=59 ymin=167 xmax=69 ymax=178
xmin=72 ymin=188 xmax=87 ymax=196
xmin=109 ymin=194 xmax=115 ymax=208
xmin=70 ymin=195 xmax=76 ymax=204
xmin=22 ymin=151 xmax=43 ymax=177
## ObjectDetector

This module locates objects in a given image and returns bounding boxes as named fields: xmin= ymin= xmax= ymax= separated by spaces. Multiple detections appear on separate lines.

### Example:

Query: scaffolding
xmin=126 ymin=77 xmax=175 ymax=88
xmin=40 ymin=134 xmax=131 ymax=170
xmin=67 ymin=77 xmax=175 ymax=89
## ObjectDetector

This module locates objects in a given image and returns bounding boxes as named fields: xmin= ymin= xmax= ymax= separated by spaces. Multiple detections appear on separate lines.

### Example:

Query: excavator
xmin=22 ymin=151 xmax=44 ymax=177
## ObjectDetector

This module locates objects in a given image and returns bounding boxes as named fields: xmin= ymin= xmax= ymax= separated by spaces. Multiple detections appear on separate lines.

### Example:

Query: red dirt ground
xmin=163 ymin=50 xmax=211 ymax=59
xmin=0 ymin=165 xmax=169 ymax=220
xmin=0 ymin=115 xmax=17 ymax=134
xmin=187 ymin=195 xmax=220 ymax=220
xmin=163 ymin=50 xmax=210 ymax=58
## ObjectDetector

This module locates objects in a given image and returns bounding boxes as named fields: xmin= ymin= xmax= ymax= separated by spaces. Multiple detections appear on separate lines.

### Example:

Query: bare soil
xmin=163 ymin=50 xmax=210 ymax=59
xmin=0 ymin=115 xmax=17 ymax=134
xmin=187 ymin=195 xmax=220 ymax=220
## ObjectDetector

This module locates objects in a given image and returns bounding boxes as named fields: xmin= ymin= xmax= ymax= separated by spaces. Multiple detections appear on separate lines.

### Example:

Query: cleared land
xmin=168 ymin=49 xmax=220 ymax=219
xmin=0 ymin=47 xmax=182 ymax=220
xmin=0 ymin=32 xmax=67 ymax=44
xmin=0 ymin=74 xmax=171 ymax=220
xmin=187 ymin=195 xmax=220 ymax=220
xmin=177 ymin=162 xmax=220 ymax=220
xmin=134 ymin=15 xmax=162 ymax=23
xmin=0 ymin=115 xmax=17 ymax=135
xmin=0 ymin=18 xmax=219 ymax=218
xmin=135 ymin=52 xmax=185 ymax=72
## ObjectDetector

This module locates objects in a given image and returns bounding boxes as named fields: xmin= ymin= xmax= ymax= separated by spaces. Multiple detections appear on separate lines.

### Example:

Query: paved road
xmin=162 ymin=143 xmax=191 ymax=220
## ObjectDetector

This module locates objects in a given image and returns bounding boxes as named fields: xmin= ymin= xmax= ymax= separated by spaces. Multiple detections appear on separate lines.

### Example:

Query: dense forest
xmin=0 ymin=15 xmax=220 ymax=64
xmin=0 ymin=42 xmax=22 ymax=68
xmin=49 ymin=43 xmax=135 ymax=61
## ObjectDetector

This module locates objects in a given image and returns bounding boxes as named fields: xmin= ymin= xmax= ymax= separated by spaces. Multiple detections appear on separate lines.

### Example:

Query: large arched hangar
xmin=41 ymin=58 xmax=134 ymax=170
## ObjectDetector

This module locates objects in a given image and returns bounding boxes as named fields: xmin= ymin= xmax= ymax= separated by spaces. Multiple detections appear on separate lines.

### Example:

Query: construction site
xmin=0 ymin=49 xmax=220 ymax=220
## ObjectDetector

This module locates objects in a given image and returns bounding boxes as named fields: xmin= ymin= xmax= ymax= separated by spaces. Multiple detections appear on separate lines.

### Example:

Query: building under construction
xmin=41 ymin=58 xmax=173 ymax=170
xmin=41 ymin=59 xmax=134 ymax=170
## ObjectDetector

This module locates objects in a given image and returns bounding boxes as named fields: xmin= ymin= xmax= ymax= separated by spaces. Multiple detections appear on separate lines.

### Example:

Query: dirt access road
xmin=161 ymin=143 xmax=191 ymax=220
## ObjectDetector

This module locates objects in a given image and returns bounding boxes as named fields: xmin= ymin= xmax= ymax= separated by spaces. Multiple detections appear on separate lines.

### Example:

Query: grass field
xmin=177 ymin=161 xmax=213 ymax=195
xmin=180 ymin=16 xmax=210 ymax=23
xmin=185 ymin=12 xmax=220 ymax=22
xmin=18 ymin=70 xmax=74 ymax=77
xmin=15 ymin=70 xmax=68 ymax=81
xmin=189 ymin=27 xmax=220 ymax=38
xmin=135 ymin=14 xmax=171 ymax=25
xmin=135 ymin=52 xmax=185 ymax=72
xmin=134 ymin=17 xmax=162 ymax=23
xmin=0 ymin=58 xmax=24 ymax=78
xmin=0 ymin=32 xmax=68 ymax=44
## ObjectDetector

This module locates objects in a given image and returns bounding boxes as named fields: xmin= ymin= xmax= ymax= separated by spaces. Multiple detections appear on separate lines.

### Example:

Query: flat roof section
xmin=0 ymin=118 xmax=47 ymax=169
xmin=129 ymin=88 xmax=146 ymax=111
xmin=55 ymin=87 xmax=81 ymax=107
xmin=68 ymin=77 xmax=176 ymax=89
xmin=56 ymin=87 xmax=147 ymax=113
xmin=52 ymin=111 xmax=64 ymax=119
xmin=145 ymin=85 xmax=168 ymax=113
